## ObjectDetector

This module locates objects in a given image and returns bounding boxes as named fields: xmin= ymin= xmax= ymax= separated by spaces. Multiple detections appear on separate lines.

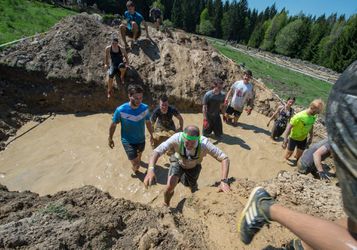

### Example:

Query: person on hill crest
xmin=119 ymin=1 xmax=150 ymax=50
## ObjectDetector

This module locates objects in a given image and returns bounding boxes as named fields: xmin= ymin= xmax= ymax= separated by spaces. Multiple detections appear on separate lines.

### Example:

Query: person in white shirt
xmin=144 ymin=125 xmax=231 ymax=206
xmin=224 ymin=70 xmax=255 ymax=126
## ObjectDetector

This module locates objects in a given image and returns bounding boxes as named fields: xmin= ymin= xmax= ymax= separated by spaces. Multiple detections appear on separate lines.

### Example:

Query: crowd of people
xmin=105 ymin=1 xmax=356 ymax=249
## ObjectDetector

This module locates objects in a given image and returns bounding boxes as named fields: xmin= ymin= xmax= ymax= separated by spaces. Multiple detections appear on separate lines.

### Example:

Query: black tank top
xmin=110 ymin=46 xmax=123 ymax=65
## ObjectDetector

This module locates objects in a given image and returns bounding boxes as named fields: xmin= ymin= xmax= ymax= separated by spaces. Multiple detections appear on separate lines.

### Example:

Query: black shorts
xmin=126 ymin=26 xmax=141 ymax=38
xmin=287 ymin=137 xmax=307 ymax=151
xmin=122 ymin=142 xmax=145 ymax=160
xmin=225 ymin=105 xmax=242 ymax=117
xmin=168 ymin=157 xmax=202 ymax=188
xmin=271 ymin=122 xmax=286 ymax=139
xmin=108 ymin=63 xmax=125 ymax=78
xmin=203 ymin=114 xmax=223 ymax=137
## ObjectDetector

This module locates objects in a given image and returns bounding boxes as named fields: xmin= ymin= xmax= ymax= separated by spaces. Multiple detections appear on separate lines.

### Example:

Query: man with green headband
xmin=144 ymin=125 xmax=231 ymax=206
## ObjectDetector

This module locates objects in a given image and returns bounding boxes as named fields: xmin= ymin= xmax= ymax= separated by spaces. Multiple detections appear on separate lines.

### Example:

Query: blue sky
xmin=246 ymin=0 xmax=357 ymax=18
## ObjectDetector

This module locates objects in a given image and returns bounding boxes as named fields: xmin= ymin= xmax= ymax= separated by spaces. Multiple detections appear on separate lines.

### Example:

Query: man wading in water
xmin=143 ymin=125 xmax=231 ymax=206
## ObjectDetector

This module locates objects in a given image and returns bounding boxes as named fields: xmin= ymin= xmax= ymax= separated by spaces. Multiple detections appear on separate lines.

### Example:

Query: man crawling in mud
xmin=143 ymin=125 xmax=231 ymax=206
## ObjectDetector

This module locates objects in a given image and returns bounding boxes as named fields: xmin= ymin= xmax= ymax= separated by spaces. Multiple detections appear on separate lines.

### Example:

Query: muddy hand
xmin=108 ymin=138 xmax=115 ymax=149
xmin=144 ymin=170 xmax=156 ymax=188
xmin=218 ymin=182 xmax=231 ymax=193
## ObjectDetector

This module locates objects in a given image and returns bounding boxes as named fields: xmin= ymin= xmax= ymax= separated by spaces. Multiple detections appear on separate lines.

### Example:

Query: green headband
xmin=182 ymin=132 xmax=200 ymax=141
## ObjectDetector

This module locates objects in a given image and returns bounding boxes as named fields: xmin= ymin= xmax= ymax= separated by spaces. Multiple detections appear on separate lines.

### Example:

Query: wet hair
xmin=287 ymin=96 xmax=296 ymax=102
xmin=184 ymin=125 xmax=200 ymax=137
xmin=243 ymin=69 xmax=253 ymax=77
xmin=126 ymin=1 xmax=134 ymax=7
xmin=160 ymin=94 xmax=168 ymax=102
xmin=127 ymin=84 xmax=143 ymax=96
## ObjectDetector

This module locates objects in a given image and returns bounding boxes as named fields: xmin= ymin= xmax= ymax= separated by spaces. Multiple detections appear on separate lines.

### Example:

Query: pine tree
xmin=260 ymin=10 xmax=287 ymax=51
xmin=329 ymin=15 xmax=357 ymax=72
xmin=275 ymin=18 xmax=310 ymax=57
xmin=213 ymin=0 xmax=223 ymax=37
xmin=315 ymin=18 xmax=346 ymax=67
xmin=301 ymin=15 xmax=330 ymax=61
xmin=171 ymin=0 xmax=183 ymax=28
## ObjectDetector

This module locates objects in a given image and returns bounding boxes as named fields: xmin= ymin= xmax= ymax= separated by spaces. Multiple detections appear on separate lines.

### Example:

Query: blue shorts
xmin=122 ymin=142 xmax=145 ymax=160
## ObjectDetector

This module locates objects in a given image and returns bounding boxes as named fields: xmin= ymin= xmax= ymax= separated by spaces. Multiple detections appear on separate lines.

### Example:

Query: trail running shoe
xmin=238 ymin=186 xmax=274 ymax=245
xmin=285 ymin=239 xmax=304 ymax=250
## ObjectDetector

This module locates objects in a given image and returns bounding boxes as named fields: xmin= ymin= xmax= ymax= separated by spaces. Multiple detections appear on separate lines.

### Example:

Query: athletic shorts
xmin=203 ymin=114 xmax=223 ymax=137
xmin=271 ymin=122 xmax=286 ymax=139
xmin=122 ymin=142 xmax=145 ymax=160
xmin=287 ymin=137 xmax=307 ymax=151
xmin=126 ymin=26 xmax=141 ymax=38
xmin=168 ymin=156 xmax=202 ymax=188
xmin=225 ymin=105 xmax=242 ymax=117
xmin=108 ymin=63 xmax=125 ymax=79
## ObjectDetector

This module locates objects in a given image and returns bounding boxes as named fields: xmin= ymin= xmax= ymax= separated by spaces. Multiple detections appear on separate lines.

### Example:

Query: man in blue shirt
xmin=119 ymin=1 xmax=150 ymax=49
xmin=108 ymin=84 xmax=154 ymax=174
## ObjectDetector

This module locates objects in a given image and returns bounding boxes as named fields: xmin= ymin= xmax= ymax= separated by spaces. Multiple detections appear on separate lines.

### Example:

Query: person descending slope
xmin=104 ymin=38 xmax=129 ymax=99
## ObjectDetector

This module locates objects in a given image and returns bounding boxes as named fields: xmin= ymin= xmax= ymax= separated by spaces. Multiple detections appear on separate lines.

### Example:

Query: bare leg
xmin=270 ymin=204 xmax=357 ymax=250
xmin=130 ymin=152 xmax=142 ymax=173
xmin=285 ymin=150 xmax=293 ymax=160
xmin=233 ymin=116 xmax=240 ymax=126
xmin=119 ymin=68 xmax=126 ymax=83
xmin=131 ymin=22 xmax=139 ymax=41
xmin=107 ymin=76 xmax=114 ymax=98
xmin=164 ymin=175 xmax=179 ymax=206
xmin=294 ymin=148 xmax=304 ymax=161
xmin=119 ymin=24 xmax=128 ymax=47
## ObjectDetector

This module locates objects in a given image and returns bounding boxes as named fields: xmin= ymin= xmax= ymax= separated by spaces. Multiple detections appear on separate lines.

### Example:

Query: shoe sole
xmin=237 ymin=186 xmax=264 ymax=237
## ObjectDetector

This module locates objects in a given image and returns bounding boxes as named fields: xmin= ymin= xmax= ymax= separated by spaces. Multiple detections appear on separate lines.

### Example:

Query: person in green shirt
xmin=282 ymin=99 xmax=324 ymax=163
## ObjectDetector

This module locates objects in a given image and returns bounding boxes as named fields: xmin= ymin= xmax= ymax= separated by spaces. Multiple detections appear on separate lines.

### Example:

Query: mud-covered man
xmin=144 ymin=125 xmax=231 ymax=207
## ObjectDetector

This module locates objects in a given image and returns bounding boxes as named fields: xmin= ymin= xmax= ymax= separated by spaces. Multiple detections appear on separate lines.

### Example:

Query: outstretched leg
xmin=119 ymin=24 xmax=129 ymax=48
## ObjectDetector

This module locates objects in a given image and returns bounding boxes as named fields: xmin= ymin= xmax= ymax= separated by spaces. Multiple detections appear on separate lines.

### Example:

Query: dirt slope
xmin=0 ymin=13 xmax=282 ymax=148
xmin=0 ymin=13 xmax=338 ymax=250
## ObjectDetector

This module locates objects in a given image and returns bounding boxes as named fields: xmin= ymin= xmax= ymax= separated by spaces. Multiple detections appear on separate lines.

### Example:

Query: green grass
xmin=211 ymin=42 xmax=332 ymax=107
xmin=0 ymin=0 xmax=76 ymax=44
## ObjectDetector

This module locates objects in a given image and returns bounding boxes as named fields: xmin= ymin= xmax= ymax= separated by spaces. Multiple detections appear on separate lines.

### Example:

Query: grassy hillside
xmin=0 ymin=0 xmax=76 ymax=44
xmin=212 ymin=43 xmax=332 ymax=107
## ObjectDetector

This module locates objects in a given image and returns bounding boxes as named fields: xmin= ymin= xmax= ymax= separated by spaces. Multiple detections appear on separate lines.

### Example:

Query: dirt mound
xmin=0 ymin=171 xmax=343 ymax=249
xmin=0 ymin=184 xmax=209 ymax=249
xmin=180 ymin=171 xmax=344 ymax=249
xmin=0 ymin=13 xmax=282 ymax=147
